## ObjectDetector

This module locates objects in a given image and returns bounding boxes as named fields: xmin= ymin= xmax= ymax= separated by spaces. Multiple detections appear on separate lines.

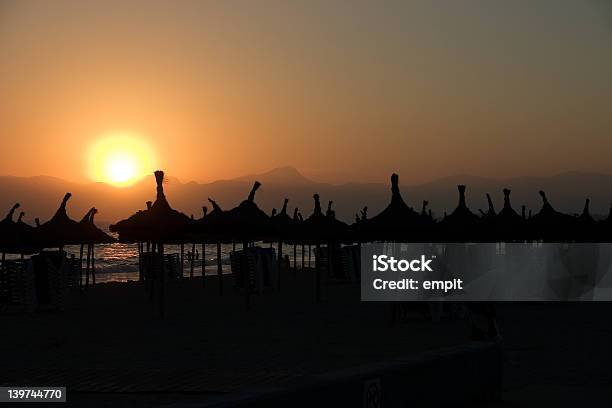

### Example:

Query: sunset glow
xmin=88 ymin=133 xmax=157 ymax=187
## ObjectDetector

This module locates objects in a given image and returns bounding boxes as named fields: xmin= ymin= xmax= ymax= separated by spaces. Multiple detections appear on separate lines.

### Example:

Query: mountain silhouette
xmin=1 ymin=169 xmax=611 ymax=224
xmin=234 ymin=166 xmax=316 ymax=185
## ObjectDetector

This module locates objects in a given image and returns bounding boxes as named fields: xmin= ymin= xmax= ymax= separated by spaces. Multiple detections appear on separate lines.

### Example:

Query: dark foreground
xmin=2 ymin=270 xmax=611 ymax=407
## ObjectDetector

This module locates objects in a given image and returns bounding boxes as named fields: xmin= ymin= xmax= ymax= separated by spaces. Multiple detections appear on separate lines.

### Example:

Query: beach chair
xmin=230 ymin=247 xmax=278 ymax=294
xmin=0 ymin=259 xmax=36 ymax=313
xmin=315 ymin=245 xmax=356 ymax=283
xmin=141 ymin=252 xmax=182 ymax=281
xmin=31 ymin=251 xmax=79 ymax=312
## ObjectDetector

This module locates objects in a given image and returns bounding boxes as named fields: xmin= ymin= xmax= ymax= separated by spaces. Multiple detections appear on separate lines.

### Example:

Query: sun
xmin=88 ymin=132 xmax=157 ymax=187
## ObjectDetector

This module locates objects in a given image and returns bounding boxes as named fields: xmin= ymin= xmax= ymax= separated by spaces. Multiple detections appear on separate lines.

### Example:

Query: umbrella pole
xmin=308 ymin=245 xmax=312 ymax=268
xmin=217 ymin=242 xmax=223 ymax=295
xmin=180 ymin=243 xmax=185 ymax=278
xmin=277 ymin=241 xmax=283 ymax=290
xmin=138 ymin=242 xmax=143 ymax=283
xmin=293 ymin=244 xmax=297 ymax=276
xmin=79 ymin=244 xmax=84 ymax=289
xmin=315 ymin=242 xmax=321 ymax=303
xmin=149 ymin=243 xmax=155 ymax=302
xmin=190 ymin=242 xmax=195 ymax=279
xmin=85 ymin=243 xmax=91 ymax=288
xmin=301 ymin=244 xmax=305 ymax=271
xmin=243 ymin=242 xmax=250 ymax=311
xmin=159 ymin=243 xmax=165 ymax=318
xmin=201 ymin=243 xmax=206 ymax=288
xmin=327 ymin=242 xmax=334 ymax=281
xmin=232 ymin=242 xmax=236 ymax=252
xmin=91 ymin=244 xmax=96 ymax=285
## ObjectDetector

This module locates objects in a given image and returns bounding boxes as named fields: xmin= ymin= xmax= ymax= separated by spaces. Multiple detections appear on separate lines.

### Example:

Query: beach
xmin=1 ymin=266 xmax=474 ymax=406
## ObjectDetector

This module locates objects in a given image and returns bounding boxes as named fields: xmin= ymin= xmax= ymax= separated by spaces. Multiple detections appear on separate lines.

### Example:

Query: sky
xmin=0 ymin=0 xmax=611 ymax=185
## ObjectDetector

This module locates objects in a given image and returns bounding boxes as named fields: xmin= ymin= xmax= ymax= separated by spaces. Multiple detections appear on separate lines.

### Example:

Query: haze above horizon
xmin=1 ymin=0 xmax=611 ymax=185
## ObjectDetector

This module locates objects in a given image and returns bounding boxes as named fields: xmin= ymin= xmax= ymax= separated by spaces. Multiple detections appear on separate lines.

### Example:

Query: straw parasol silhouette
xmin=110 ymin=170 xmax=196 ymax=317
xmin=528 ymin=190 xmax=576 ymax=241
xmin=13 ymin=211 xmax=39 ymax=257
xmin=0 ymin=204 xmax=22 ymax=263
xmin=79 ymin=208 xmax=115 ymax=287
xmin=353 ymin=174 xmax=427 ymax=242
xmin=196 ymin=197 xmax=227 ymax=294
xmin=602 ymin=203 xmax=612 ymax=242
xmin=38 ymin=193 xmax=91 ymax=248
xmin=270 ymin=198 xmax=298 ymax=288
xmin=574 ymin=198 xmax=598 ymax=242
xmin=196 ymin=205 xmax=208 ymax=287
xmin=222 ymin=181 xmax=272 ymax=242
xmin=299 ymin=193 xmax=348 ymax=302
xmin=438 ymin=185 xmax=481 ymax=241
xmin=291 ymin=207 xmax=301 ymax=274
xmin=218 ymin=181 xmax=272 ymax=310
xmin=109 ymin=171 xmax=196 ymax=244
xmin=488 ymin=189 xmax=524 ymax=241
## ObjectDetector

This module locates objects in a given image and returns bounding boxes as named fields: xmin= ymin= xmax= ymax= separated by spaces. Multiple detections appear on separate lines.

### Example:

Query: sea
xmin=4 ymin=238 xmax=312 ymax=283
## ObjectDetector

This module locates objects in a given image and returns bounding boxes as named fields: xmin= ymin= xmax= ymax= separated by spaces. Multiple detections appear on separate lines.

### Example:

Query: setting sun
xmin=88 ymin=132 xmax=157 ymax=187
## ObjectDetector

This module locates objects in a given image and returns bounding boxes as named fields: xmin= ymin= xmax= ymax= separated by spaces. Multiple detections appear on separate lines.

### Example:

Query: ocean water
xmin=5 ymin=241 xmax=313 ymax=283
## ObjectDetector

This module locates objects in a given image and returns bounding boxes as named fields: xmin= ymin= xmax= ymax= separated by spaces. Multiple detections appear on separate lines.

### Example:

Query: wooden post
xmin=149 ymin=243 xmax=155 ymax=302
xmin=315 ymin=242 xmax=321 ymax=303
xmin=293 ymin=244 xmax=297 ymax=276
xmin=91 ymin=244 xmax=96 ymax=285
xmin=190 ymin=243 xmax=195 ymax=279
xmin=308 ymin=245 xmax=312 ymax=268
xmin=201 ymin=243 xmax=206 ymax=287
xmin=159 ymin=243 xmax=165 ymax=318
xmin=85 ymin=243 xmax=91 ymax=288
xmin=79 ymin=244 xmax=84 ymax=289
xmin=217 ymin=242 xmax=223 ymax=295
xmin=138 ymin=242 xmax=143 ymax=283
xmin=243 ymin=241 xmax=250 ymax=311
xmin=277 ymin=241 xmax=283 ymax=290
xmin=180 ymin=243 xmax=185 ymax=278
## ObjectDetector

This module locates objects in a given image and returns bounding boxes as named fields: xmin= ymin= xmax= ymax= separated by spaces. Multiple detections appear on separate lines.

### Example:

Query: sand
xmin=1 ymin=266 xmax=471 ymax=405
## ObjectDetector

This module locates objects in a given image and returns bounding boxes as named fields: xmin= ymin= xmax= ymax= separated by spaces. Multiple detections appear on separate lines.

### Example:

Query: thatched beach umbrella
xmin=528 ymin=191 xmax=576 ymax=241
xmin=79 ymin=208 xmax=115 ymax=286
xmin=438 ymin=185 xmax=481 ymax=242
xmin=222 ymin=181 xmax=272 ymax=242
xmin=196 ymin=198 xmax=227 ymax=294
xmin=486 ymin=189 xmax=524 ymax=241
xmin=110 ymin=170 xmax=196 ymax=317
xmin=270 ymin=198 xmax=298 ymax=288
xmin=196 ymin=206 xmax=208 ymax=286
xmin=574 ymin=198 xmax=598 ymax=242
xmin=14 ymin=211 xmax=39 ymax=256
xmin=299 ymin=193 xmax=349 ymax=302
xmin=38 ymin=193 xmax=90 ymax=248
xmin=602 ymin=204 xmax=612 ymax=242
xmin=0 ymin=204 xmax=22 ymax=263
xmin=353 ymin=174 xmax=427 ymax=242
xmin=215 ymin=181 xmax=272 ymax=310
xmin=110 ymin=171 xmax=196 ymax=244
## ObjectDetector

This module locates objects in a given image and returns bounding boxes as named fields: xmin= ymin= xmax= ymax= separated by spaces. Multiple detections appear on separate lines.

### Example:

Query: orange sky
xmin=1 ymin=0 xmax=611 ymax=185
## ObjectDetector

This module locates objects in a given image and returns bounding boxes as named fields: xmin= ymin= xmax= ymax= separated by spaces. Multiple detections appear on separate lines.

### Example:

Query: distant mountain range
xmin=1 ymin=167 xmax=611 ymax=225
